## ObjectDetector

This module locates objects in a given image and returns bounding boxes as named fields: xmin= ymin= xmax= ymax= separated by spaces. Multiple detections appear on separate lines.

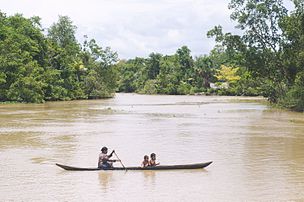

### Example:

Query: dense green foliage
xmin=206 ymin=0 xmax=304 ymax=111
xmin=116 ymin=45 xmax=262 ymax=96
xmin=117 ymin=46 xmax=215 ymax=95
xmin=0 ymin=12 xmax=117 ymax=103
xmin=1 ymin=1 xmax=303 ymax=112
xmin=116 ymin=0 xmax=303 ymax=111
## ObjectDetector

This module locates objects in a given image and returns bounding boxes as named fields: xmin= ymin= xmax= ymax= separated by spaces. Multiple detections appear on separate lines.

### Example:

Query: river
xmin=0 ymin=93 xmax=303 ymax=201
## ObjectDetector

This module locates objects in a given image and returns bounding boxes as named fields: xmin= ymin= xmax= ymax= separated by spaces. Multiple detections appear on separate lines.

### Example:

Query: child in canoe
xmin=141 ymin=155 xmax=150 ymax=167
xmin=149 ymin=153 xmax=160 ymax=166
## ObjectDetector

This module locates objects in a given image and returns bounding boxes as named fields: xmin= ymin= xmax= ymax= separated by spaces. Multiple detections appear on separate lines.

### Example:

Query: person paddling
xmin=98 ymin=147 xmax=120 ymax=169
xmin=149 ymin=153 xmax=160 ymax=166
xmin=141 ymin=155 xmax=150 ymax=167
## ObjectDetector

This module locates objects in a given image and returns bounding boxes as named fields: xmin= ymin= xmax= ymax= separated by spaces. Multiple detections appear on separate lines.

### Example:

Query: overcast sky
xmin=2 ymin=0 xmax=240 ymax=59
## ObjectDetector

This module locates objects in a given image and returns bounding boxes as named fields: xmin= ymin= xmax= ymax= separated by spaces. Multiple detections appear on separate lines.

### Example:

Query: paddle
xmin=114 ymin=151 xmax=126 ymax=169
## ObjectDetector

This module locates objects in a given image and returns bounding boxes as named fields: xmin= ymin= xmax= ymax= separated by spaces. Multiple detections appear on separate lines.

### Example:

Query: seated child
xmin=149 ymin=153 xmax=160 ymax=166
xmin=141 ymin=155 xmax=150 ymax=167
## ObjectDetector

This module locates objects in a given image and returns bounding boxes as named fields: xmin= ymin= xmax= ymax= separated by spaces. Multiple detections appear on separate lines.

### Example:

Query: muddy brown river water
xmin=0 ymin=93 xmax=303 ymax=201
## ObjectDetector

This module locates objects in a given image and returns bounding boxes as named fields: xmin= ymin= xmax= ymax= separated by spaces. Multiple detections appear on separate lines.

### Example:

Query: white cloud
xmin=167 ymin=29 xmax=182 ymax=42
xmin=1 ymin=0 xmax=237 ymax=59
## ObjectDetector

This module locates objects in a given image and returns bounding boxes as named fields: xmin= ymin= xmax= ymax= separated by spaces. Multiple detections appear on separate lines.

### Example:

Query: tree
xmin=176 ymin=46 xmax=194 ymax=81
xmin=0 ymin=12 xmax=118 ymax=103
xmin=82 ymin=39 xmax=118 ymax=98
xmin=146 ymin=53 xmax=162 ymax=80
xmin=47 ymin=16 xmax=84 ymax=100
xmin=208 ymin=0 xmax=291 ymax=102
xmin=193 ymin=55 xmax=214 ymax=89
xmin=277 ymin=2 xmax=304 ymax=110
xmin=156 ymin=55 xmax=180 ymax=94
xmin=281 ymin=72 xmax=304 ymax=111
xmin=47 ymin=16 xmax=79 ymax=53
xmin=116 ymin=58 xmax=145 ymax=93
xmin=0 ymin=13 xmax=47 ymax=102
xmin=229 ymin=0 xmax=290 ymax=92
xmin=215 ymin=65 xmax=241 ymax=83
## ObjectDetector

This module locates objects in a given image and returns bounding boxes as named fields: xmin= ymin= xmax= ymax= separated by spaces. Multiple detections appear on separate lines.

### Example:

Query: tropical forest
xmin=0 ymin=0 xmax=303 ymax=111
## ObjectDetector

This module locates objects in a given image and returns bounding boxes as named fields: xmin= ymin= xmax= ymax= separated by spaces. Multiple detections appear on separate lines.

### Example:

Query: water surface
xmin=0 ymin=93 xmax=303 ymax=201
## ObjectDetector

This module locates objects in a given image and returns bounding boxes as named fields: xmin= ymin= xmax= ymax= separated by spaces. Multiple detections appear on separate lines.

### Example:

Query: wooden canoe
xmin=56 ymin=161 xmax=212 ymax=171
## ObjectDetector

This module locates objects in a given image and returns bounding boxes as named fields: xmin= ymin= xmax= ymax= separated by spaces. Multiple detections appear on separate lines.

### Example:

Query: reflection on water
xmin=0 ymin=93 xmax=303 ymax=201
xmin=142 ymin=171 xmax=156 ymax=186
xmin=99 ymin=171 xmax=113 ymax=191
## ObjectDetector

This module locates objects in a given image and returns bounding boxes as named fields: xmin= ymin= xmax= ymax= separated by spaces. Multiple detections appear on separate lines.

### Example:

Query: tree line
xmin=117 ymin=0 xmax=304 ymax=112
xmin=116 ymin=46 xmax=261 ymax=96
xmin=1 ymin=0 xmax=303 ymax=112
xmin=0 ymin=12 xmax=118 ymax=103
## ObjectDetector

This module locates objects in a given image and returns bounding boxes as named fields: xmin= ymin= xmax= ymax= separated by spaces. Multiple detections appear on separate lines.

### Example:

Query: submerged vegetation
xmin=0 ymin=0 xmax=303 ymax=111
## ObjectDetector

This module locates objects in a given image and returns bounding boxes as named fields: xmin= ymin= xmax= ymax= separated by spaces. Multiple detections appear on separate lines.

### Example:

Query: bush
xmin=140 ymin=80 xmax=158 ymax=94
xmin=177 ymin=82 xmax=192 ymax=95
xmin=7 ymin=76 xmax=45 ymax=103
xmin=279 ymin=72 xmax=304 ymax=112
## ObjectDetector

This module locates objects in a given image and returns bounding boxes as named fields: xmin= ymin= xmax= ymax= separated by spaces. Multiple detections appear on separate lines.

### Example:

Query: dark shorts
xmin=99 ymin=162 xmax=112 ymax=169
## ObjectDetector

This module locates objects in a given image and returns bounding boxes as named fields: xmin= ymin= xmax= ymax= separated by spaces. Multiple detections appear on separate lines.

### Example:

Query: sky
xmin=1 ymin=0 xmax=239 ymax=59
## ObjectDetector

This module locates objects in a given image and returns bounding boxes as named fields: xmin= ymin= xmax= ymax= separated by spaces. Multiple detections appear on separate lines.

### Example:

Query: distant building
xmin=210 ymin=82 xmax=229 ymax=89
